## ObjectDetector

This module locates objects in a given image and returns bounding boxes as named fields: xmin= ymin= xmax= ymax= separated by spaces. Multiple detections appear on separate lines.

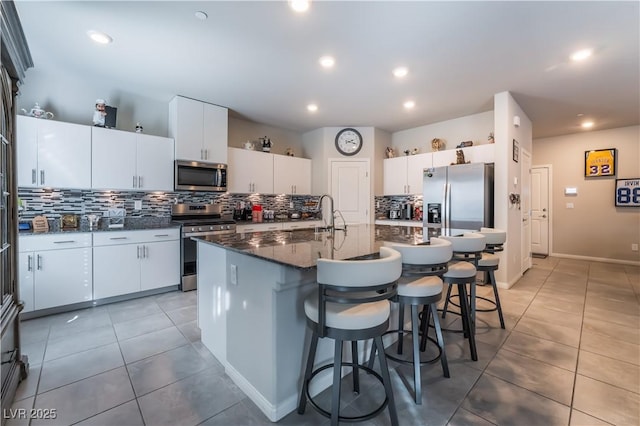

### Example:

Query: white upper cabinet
xmin=273 ymin=155 xmax=311 ymax=194
xmin=17 ymin=115 xmax=91 ymax=188
xmin=92 ymin=127 xmax=174 ymax=191
xmin=228 ymin=148 xmax=273 ymax=194
xmin=383 ymin=157 xmax=408 ymax=195
xmin=383 ymin=153 xmax=432 ymax=195
xmin=169 ymin=96 xmax=228 ymax=164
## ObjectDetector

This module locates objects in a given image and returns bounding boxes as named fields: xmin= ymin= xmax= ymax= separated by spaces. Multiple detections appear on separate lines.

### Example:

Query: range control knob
xmin=198 ymin=227 xmax=202 ymax=231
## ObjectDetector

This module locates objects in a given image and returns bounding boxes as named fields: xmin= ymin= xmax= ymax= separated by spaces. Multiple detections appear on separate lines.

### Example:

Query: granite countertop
xmin=234 ymin=217 xmax=322 ymax=225
xmin=194 ymin=224 xmax=438 ymax=269
xmin=18 ymin=217 xmax=179 ymax=235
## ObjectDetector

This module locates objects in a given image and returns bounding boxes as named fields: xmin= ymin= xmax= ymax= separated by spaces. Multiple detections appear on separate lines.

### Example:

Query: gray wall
xmin=533 ymin=125 xmax=640 ymax=263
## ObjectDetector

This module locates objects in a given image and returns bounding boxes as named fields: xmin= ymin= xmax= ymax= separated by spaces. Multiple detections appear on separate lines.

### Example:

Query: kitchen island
xmin=195 ymin=224 xmax=429 ymax=422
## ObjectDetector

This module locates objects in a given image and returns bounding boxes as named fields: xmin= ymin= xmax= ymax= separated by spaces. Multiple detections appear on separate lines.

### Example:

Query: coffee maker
xmin=402 ymin=202 xmax=414 ymax=220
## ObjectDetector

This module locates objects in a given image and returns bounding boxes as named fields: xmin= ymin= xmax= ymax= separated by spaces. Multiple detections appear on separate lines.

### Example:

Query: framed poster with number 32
xmin=585 ymin=148 xmax=616 ymax=177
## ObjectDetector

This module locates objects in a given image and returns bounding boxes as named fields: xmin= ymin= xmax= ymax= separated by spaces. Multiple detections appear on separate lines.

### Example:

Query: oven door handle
xmin=183 ymin=230 xmax=234 ymax=238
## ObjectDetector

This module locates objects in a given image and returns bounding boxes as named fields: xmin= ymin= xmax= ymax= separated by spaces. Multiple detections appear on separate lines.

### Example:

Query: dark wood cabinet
xmin=0 ymin=1 xmax=33 ymax=422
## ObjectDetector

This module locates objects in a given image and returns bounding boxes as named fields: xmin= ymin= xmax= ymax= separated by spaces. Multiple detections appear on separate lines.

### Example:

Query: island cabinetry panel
xmin=273 ymin=155 xmax=311 ymax=194
xmin=16 ymin=115 xmax=91 ymax=189
xmin=91 ymin=127 xmax=174 ymax=191
xmin=93 ymin=229 xmax=179 ymax=299
xmin=18 ymin=233 xmax=93 ymax=312
xmin=228 ymin=148 xmax=274 ymax=194
xmin=169 ymin=96 xmax=228 ymax=163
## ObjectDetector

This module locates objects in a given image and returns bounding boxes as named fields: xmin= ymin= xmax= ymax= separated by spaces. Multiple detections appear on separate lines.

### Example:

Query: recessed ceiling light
xmin=319 ymin=56 xmax=335 ymax=68
xmin=87 ymin=30 xmax=113 ymax=45
xmin=393 ymin=67 xmax=409 ymax=78
xmin=581 ymin=121 xmax=594 ymax=129
xmin=307 ymin=104 xmax=318 ymax=112
xmin=403 ymin=100 xmax=415 ymax=109
xmin=570 ymin=48 xmax=592 ymax=62
xmin=290 ymin=0 xmax=311 ymax=13
xmin=195 ymin=11 xmax=208 ymax=20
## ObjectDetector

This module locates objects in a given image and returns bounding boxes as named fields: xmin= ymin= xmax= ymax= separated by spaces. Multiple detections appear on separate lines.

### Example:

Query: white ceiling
xmin=14 ymin=1 xmax=640 ymax=138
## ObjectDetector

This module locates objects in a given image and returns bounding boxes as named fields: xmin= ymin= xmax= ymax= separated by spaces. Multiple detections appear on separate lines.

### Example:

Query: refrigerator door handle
xmin=446 ymin=183 xmax=452 ymax=230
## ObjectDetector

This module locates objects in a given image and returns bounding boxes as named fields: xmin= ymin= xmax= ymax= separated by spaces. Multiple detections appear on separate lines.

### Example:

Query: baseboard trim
xmin=550 ymin=252 xmax=640 ymax=267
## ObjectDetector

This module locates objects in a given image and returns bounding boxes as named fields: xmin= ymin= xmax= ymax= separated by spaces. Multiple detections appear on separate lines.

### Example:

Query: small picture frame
xmin=585 ymin=148 xmax=616 ymax=177
xmin=512 ymin=139 xmax=519 ymax=163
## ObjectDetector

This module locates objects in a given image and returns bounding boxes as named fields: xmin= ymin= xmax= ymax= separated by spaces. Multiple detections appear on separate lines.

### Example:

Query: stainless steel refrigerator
xmin=423 ymin=163 xmax=494 ymax=235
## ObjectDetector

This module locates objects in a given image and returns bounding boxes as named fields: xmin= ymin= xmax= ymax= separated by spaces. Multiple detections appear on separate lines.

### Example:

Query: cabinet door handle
xmin=154 ymin=234 xmax=169 ymax=237
xmin=27 ymin=255 xmax=33 ymax=272
xmin=138 ymin=176 xmax=143 ymax=188
xmin=53 ymin=240 xmax=76 ymax=244
xmin=37 ymin=254 xmax=42 ymax=270
xmin=109 ymin=237 xmax=128 ymax=240
xmin=40 ymin=170 xmax=45 ymax=185
xmin=144 ymin=245 xmax=148 ymax=258
xmin=407 ymin=185 xmax=410 ymax=194
xmin=137 ymin=246 xmax=141 ymax=259
xmin=32 ymin=169 xmax=37 ymax=184
xmin=204 ymin=149 xmax=208 ymax=160
xmin=133 ymin=175 xmax=137 ymax=188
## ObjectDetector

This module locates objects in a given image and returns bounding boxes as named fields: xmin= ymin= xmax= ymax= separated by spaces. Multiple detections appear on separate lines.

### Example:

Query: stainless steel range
xmin=171 ymin=203 xmax=236 ymax=291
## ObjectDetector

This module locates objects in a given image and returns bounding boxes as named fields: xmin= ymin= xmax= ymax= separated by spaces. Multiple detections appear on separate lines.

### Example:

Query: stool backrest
xmin=315 ymin=247 xmax=401 ymax=337
xmin=317 ymin=246 xmax=402 ymax=289
xmin=476 ymin=228 xmax=506 ymax=252
xmin=390 ymin=238 xmax=451 ymax=265
xmin=441 ymin=233 xmax=486 ymax=265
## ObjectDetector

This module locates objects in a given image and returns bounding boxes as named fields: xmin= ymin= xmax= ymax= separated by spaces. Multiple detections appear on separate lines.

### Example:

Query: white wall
xmin=228 ymin=117 xmax=304 ymax=157
xmin=392 ymin=111 xmax=494 ymax=154
xmin=17 ymin=65 xmax=170 ymax=136
xmin=494 ymin=91 xmax=533 ymax=287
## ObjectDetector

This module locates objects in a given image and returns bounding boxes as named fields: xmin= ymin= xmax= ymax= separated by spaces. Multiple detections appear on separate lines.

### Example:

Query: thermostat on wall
xmin=564 ymin=187 xmax=578 ymax=195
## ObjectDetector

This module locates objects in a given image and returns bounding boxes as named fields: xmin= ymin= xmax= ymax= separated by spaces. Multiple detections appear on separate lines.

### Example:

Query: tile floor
xmin=8 ymin=257 xmax=640 ymax=426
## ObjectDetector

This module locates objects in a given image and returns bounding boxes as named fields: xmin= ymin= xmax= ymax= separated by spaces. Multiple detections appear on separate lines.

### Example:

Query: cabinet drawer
xmin=236 ymin=223 xmax=282 ymax=233
xmin=19 ymin=233 xmax=92 ymax=252
xmin=93 ymin=228 xmax=179 ymax=246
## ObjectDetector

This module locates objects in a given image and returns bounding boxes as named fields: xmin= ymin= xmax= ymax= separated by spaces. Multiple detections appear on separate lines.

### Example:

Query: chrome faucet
xmin=318 ymin=194 xmax=335 ymax=231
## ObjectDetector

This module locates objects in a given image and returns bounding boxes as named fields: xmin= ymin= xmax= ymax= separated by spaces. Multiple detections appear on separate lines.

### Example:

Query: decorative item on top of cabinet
xmin=261 ymin=136 xmax=272 ymax=152
xmin=431 ymin=138 xmax=444 ymax=151
xmin=452 ymin=149 xmax=470 ymax=165
xmin=135 ymin=122 xmax=143 ymax=133
xmin=385 ymin=147 xmax=395 ymax=158
xmin=93 ymin=99 xmax=107 ymax=127
xmin=488 ymin=132 xmax=494 ymax=143
xmin=244 ymin=140 xmax=255 ymax=150
xmin=285 ymin=147 xmax=295 ymax=156
xmin=456 ymin=140 xmax=473 ymax=148
xmin=21 ymin=102 xmax=54 ymax=119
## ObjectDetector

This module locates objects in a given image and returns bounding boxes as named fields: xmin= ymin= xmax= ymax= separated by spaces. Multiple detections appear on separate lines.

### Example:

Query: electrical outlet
xmin=566 ymin=203 xmax=574 ymax=209
xmin=134 ymin=200 xmax=142 ymax=210
xmin=632 ymin=244 xmax=639 ymax=252
xmin=230 ymin=264 xmax=237 ymax=285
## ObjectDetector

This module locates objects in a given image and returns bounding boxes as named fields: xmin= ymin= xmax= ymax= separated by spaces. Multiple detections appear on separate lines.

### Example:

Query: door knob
xmin=542 ymin=214 xmax=547 ymax=218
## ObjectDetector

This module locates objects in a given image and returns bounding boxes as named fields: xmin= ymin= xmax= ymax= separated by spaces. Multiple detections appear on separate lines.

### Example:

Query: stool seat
xmin=478 ymin=227 xmax=507 ymax=246
xmin=304 ymin=295 xmax=390 ymax=330
xmin=443 ymin=261 xmax=476 ymax=278
xmin=397 ymin=276 xmax=443 ymax=298
xmin=478 ymin=253 xmax=499 ymax=268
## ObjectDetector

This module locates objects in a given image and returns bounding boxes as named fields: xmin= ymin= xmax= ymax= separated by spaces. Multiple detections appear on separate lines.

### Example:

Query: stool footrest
xmin=304 ymin=362 xmax=388 ymax=423
xmin=381 ymin=329 xmax=443 ymax=365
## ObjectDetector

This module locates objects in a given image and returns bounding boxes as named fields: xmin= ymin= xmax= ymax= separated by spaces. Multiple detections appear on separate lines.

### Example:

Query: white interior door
xmin=531 ymin=166 xmax=550 ymax=256
xmin=330 ymin=160 xmax=370 ymax=224
xmin=521 ymin=149 xmax=532 ymax=272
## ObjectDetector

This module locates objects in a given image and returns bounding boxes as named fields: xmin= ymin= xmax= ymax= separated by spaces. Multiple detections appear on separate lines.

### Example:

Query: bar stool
xmin=368 ymin=237 xmax=452 ymax=405
xmin=297 ymin=247 xmax=402 ymax=426
xmin=474 ymin=227 xmax=506 ymax=329
xmin=439 ymin=233 xmax=486 ymax=361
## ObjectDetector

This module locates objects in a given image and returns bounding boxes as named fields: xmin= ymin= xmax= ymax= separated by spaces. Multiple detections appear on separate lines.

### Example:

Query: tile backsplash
xmin=18 ymin=188 xmax=322 ymax=220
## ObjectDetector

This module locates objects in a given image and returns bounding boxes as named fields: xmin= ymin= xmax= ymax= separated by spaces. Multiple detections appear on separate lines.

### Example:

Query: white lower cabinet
xmin=18 ymin=233 xmax=93 ymax=313
xmin=93 ymin=229 xmax=180 ymax=299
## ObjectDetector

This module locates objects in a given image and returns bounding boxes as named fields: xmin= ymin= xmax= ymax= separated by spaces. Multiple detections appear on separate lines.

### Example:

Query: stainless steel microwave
xmin=174 ymin=160 xmax=227 ymax=192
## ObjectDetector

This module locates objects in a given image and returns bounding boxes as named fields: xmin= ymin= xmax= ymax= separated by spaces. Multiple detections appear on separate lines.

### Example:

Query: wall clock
xmin=335 ymin=128 xmax=363 ymax=156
